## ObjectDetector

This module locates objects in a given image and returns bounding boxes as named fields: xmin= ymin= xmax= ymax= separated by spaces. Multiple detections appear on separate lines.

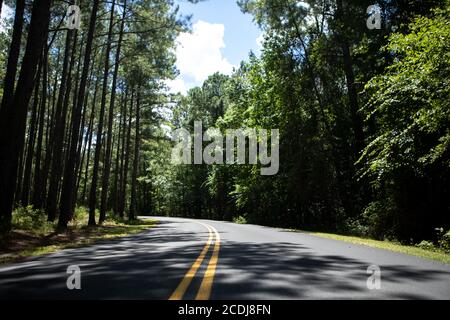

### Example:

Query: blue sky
xmin=168 ymin=0 xmax=263 ymax=94
xmin=1 ymin=1 xmax=262 ymax=94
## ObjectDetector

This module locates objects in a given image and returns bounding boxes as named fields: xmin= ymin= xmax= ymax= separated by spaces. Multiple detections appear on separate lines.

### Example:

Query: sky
xmin=167 ymin=0 xmax=263 ymax=94
xmin=0 ymin=4 xmax=13 ymax=32
xmin=0 ymin=1 xmax=262 ymax=95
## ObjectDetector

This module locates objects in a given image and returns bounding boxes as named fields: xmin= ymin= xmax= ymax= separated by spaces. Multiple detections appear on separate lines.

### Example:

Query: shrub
xmin=340 ymin=218 xmax=369 ymax=237
xmin=436 ymin=228 xmax=450 ymax=252
xmin=12 ymin=205 xmax=54 ymax=234
xmin=362 ymin=201 xmax=396 ymax=240
xmin=233 ymin=215 xmax=247 ymax=225
xmin=416 ymin=240 xmax=435 ymax=251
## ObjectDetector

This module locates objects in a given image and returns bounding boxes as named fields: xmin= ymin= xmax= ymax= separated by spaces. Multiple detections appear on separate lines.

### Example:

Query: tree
xmin=59 ymin=0 xmax=100 ymax=230
xmin=360 ymin=4 xmax=450 ymax=240
xmin=0 ymin=0 xmax=51 ymax=234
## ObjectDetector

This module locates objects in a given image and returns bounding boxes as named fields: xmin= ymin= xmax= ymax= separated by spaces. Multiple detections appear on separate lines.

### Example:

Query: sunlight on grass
xmin=0 ymin=206 xmax=157 ymax=265
xmin=311 ymin=232 xmax=450 ymax=264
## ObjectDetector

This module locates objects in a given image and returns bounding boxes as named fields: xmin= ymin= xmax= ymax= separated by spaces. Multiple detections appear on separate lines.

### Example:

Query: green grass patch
xmin=310 ymin=232 xmax=450 ymax=264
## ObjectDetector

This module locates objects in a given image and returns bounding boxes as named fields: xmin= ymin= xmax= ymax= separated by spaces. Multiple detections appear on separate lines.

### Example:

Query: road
xmin=0 ymin=216 xmax=449 ymax=299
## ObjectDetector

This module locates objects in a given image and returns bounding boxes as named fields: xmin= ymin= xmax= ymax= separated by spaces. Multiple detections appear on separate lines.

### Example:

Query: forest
xmin=0 ymin=0 xmax=449 ymax=251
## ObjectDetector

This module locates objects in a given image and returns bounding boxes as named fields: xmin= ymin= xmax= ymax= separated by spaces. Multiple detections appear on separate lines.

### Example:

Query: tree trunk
xmin=59 ymin=0 xmax=100 ymax=230
xmin=118 ymin=89 xmax=133 ymax=218
xmin=73 ymin=48 xmax=98 ymax=212
xmin=81 ymin=79 xmax=100 ymax=204
xmin=88 ymin=0 xmax=116 ymax=225
xmin=0 ymin=0 xmax=51 ymax=234
xmin=129 ymin=88 xmax=140 ymax=221
xmin=100 ymin=0 xmax=126 ymax=223
xmin=32 ymin=46 xmax=49 ymax=208
xmin=21 ymin=59 xmax=43 ymax=206
xmin=47 ymin=29 xmax=76 ymax=222
xmin=0 ymin=0 xmax=25 ymax=116
xmin=117 ymin=88 xmax=129 ymax=217
xmin=112 ymin=88 xmax=126 ymax=215
xmin=39 ymin=47 xmax=62 ymax=212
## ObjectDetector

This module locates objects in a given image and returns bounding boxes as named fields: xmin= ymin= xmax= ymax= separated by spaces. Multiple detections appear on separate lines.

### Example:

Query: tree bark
xmin=47 ymin=29 xmax=76 ymax=222
xmin=32 ymin=46 xmax=49 ymax=208
xmin=118 ymin=89 xmax=133 ymax=218
xmin=59 ymin=0 xmax=100 ymax=230
xmin=88 ymin=0 xmax=116 ymax=225
xmin=100 ymin=0 xmax=127 ymax=223
xmin=0 ymin=0 xmax=51 ymax=234
xmin=81 ymin=80 xmax=100 ymax=204
xmin=129 ymin=88 xmax=140 ymax=221
xmin=0 ymin=0 xmax=25 ymax=116
xmin=112 ymin=87 xmax=126 ymax=215
xmin=21 ymin=59 xmax=43 ymax=206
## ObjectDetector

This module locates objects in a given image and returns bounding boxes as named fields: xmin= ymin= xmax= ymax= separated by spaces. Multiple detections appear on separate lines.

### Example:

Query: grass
xmin=301 ymin=231 xmax=450 ymax=264
xmin=0 ymin=206 xmax=156 ymax=265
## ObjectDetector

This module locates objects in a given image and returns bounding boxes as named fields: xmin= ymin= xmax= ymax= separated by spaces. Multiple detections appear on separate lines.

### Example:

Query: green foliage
xmin=359 ymin=5 xmax=450 ymax=241
xmin=436 ymin=228 xmax=450 ymax=252
xmin=416 ymin=240 xmax=435 ymax=251
xmin=233 ymin=215 xmax=248 ymax=225
xmin=154 ymin=0 xmax=449 ymax=243
xmin=12 ymin=206 xmax=54 ymax=234
xmin=443 ymin=231 xmax=450 ymax=252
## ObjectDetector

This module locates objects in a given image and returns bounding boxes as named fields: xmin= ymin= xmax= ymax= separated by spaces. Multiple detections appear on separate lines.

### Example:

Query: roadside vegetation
xmin=0 ymin=206 xmax=155 ymax=265
xmin=309 ymin=230 xmax=450 ymax=264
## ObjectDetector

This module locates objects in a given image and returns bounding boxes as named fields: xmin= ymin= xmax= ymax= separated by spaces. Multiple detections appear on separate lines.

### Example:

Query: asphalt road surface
xmin=0 ymin=216 xmax=449 ymax=299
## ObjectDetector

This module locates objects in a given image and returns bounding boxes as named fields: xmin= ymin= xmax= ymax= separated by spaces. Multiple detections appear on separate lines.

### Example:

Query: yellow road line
xmin=196 ymin=224 xmax=221 ymax=300
xmin=169 ymin=224 xmax=213 ymax=300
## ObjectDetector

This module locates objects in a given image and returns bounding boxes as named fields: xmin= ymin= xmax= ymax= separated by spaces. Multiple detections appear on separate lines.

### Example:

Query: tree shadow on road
xmin=213 ymin=241 xmax=450 ymax=300
xmin=0 ymin=221 xmax=449 ymax=300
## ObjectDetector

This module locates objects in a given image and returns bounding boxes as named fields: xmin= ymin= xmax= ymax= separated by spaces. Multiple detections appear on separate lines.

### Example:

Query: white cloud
xmin=167 ymin=20 xmax=235 ymax=94
xmin=165 ymin=78 xmax=188 ymax=95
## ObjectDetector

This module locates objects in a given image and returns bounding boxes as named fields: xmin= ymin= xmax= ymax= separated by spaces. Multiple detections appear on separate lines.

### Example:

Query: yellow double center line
xmin=169 ymin=223 xmax=221 ymax=300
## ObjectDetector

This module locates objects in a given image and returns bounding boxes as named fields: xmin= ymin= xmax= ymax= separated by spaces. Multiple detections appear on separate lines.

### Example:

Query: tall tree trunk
xmin=39 ymin=47 xmax=62 ymax=210
xmin=112 ymin=88 xmax=126 ymax=215
xmin=100 ymin=0 xmax=126 ymax=223
xmin=88 ymin=0 xmax=116 ymax=226
xmin=59 ymin=0 xmax=100 ymax=230
xmin=14 ymin=146 xmax=24 ymax=204
xmin=118 ymin=89 xmax=133 ymax=218
xmin=81 ymin=79 xmax=100 ymax=204
xmin=47 ymin=29 xmax=76 ymax=222
xmin=74 ymin=66 xmax=96 ymax=205
xmin=32 ymin=46 xmax=49 ymax=208
xmin=129 ymin=88 xmax=140 ymax=221
xmin=21 ymin=59 xmax=43 ymax=206
xmin=117 ymin=88 xmax=129 ymax=217
xmin=0 ymin=0 xmax=51 ymax=234
xmin=0 ymin=0 xmax=25 ymax=116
